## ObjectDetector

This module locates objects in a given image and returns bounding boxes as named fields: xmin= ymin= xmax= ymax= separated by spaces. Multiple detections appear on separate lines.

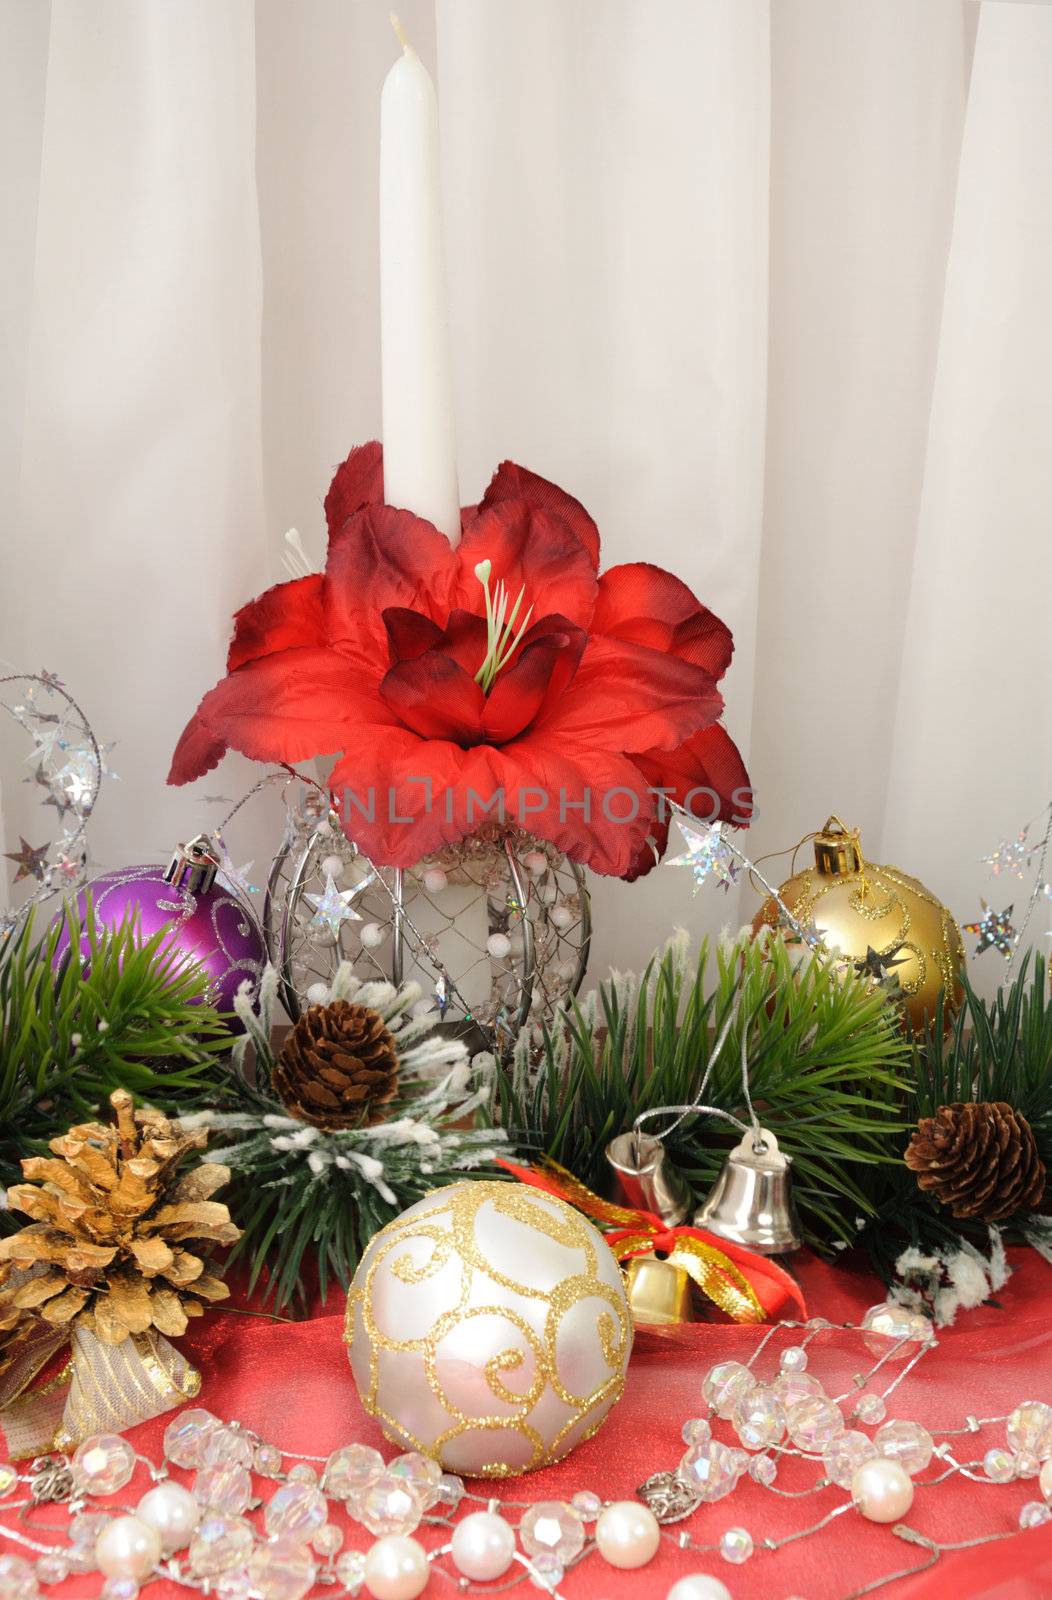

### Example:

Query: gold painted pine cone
xmin=905 ymin=1100 xmax=1047 ymax=1222
xmin=273 ymin=1000 xmax=400 ymax=1130
xmin=0 ymin=1089 xmax=239 ymax=1349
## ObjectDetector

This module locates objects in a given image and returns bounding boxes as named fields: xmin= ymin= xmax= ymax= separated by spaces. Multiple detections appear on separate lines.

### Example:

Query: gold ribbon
xmin=1 ymin=1324 xmax=201 ymax=1459
xmin=615 ymin=1232 xmax=765 ymax=1324
xmin=504 ymin=1159 xmax=767 ymax=1323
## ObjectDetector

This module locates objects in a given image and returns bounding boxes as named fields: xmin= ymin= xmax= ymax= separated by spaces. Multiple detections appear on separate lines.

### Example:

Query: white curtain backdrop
xmin=2 ymin=0 xmax=1050 ymax=995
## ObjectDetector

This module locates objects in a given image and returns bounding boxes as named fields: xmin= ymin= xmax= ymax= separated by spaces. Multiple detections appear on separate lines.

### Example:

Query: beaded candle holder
xmin=265 ymin=810 xmax=590 ymax=1054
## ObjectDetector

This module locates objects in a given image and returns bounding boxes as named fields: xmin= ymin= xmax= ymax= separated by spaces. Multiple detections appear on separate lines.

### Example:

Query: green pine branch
xmin=497 ymin=930 xmax=911 ymax=1253
xmin=913 ymin=951 xmax=1052 ymax=1155
xmin=199 ymin=968 xmax=507 ymax=1312
xmin=0 ymin=903 xmax=233 ymax=1195
xmin=852 ymin=948 xmax=1052 ymax=1275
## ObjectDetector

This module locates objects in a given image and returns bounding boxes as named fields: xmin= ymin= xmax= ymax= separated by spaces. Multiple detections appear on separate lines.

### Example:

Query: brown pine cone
xmin=273 ymin=1001 xmax=400 ymax=1130
xmin=0 ymin=1089 xmax=239 ymax=1347
xmin=904 ymin=1101 xmax=1047 ymax=1221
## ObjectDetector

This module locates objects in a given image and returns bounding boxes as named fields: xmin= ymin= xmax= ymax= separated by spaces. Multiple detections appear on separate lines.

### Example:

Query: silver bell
xmin=605 ymin=1131 xmax=692 ymax=1227
xmin=693 ymin=1126 xmax=802 ymax=1255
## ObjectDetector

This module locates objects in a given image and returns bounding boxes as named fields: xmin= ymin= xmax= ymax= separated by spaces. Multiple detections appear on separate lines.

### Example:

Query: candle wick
xmin=390 ymin=12 xmax=414 ymax=55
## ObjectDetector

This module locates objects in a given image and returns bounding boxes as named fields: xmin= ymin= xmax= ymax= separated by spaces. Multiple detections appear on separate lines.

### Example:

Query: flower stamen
xmin=473 ymin=560 xmax=534 ymax=693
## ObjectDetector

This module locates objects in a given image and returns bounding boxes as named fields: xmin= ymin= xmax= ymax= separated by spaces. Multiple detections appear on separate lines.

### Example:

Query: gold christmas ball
xmin=752 ymin=816 xmax=965 ymax=1030
xmin=344 ymin=1180 xmax=633 ymax=1477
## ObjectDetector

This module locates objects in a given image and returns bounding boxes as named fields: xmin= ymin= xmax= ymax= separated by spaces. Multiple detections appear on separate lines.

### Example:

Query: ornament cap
xmin=164 ymin=835 xmax=220 ymax=895
xmin=814 ymin=816 xmax=863 ymax=876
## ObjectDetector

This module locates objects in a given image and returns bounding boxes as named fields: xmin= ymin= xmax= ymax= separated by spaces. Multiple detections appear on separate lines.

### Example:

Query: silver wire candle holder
xmin=263 ymin=805 xmax=590 ymax=1056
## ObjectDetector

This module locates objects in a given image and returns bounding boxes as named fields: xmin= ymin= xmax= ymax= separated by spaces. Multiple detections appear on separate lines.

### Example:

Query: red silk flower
xmin=168 ymin=444 xmax=752 ymax=878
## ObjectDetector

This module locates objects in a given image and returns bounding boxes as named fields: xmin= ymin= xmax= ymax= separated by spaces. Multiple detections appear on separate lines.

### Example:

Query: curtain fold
xmin=3 ymin=0 xmax=267 ymax=875
xmin=1 ymin=0 xmax=1048 ymax=992
xmin=435 ymin=0 xmax=771 ymax=963
xmin=882 ymin=1 xmax=1052 ymax=961
xmin=749 ymin=0 xmax=975 ymax=864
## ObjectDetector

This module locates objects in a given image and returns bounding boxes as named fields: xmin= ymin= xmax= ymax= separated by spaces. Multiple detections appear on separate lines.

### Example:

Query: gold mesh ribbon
xmin=526 ymin=1160 xmax=766 ymax=1323
xmin=0 ymin=1324 xmax=201 ymax=1458
xmin=613 ymin=1230 xmax=765 ymax=1324
xmin=534 ymin=1160 xmax=655 ymax=1228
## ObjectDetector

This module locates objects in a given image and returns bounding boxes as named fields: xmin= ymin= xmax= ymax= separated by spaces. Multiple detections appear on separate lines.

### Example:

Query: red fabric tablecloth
xmin=10 ymin=1249 xmax=1052 ymax=1600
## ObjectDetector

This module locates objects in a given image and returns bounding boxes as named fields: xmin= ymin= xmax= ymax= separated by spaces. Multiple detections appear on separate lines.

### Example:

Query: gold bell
xmin=605 ymin=1131 xmax=692 ymax=1226
xmin=624 ymin=1255 xmax=693 ymax=1326
xmin=693 ymin=1126 xmax=802 ymax=1255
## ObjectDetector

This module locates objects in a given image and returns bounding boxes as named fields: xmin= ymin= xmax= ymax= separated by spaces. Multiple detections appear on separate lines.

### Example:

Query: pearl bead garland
xmin=594 ymin=1501 xmax=661 ymax=1568
xmin=362 ymin=1534 xmax=430 ymax=1600
xmin=2 ymin=1308 xmax=1049 ymax=1600
xmin=94 ymin=1515 xmax=162 ymax=1581
xmin=851 ymin=1457 xmax=915 ymax=1523
xmin=135 ymin=1482 xmax=200 ymax=1554
xmin=666 ymin=1578 xmax=732 ymax=1600
xmin=450 ymin=1512 xmax=517 ymax=1580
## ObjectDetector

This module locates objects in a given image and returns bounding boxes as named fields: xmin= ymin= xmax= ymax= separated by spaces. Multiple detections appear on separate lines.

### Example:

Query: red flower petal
xmin=479 ymin=461 xmax=600 ymax=569
xmin=324 ymin=503 xmax=457 ymax=652
xmin=168 ymin=717 xmax=229 ymax=785
xmin=454 ymin=500 xmax=598 ymax=629
xmin=329 ymin=732 xmax=654 ymax=877
xmin=227 ymin=575 xmax=326 ymax=673
xmin=593 ymin=563 xmax=734 ymax=679
xmin=624 ymin=723 xmax=754 ymax=879
xmin=537 ymin=635 xmax=723 ymax=754
xmin=436 ymin=610 xmax=489 ymax=678
xmin=170 ymin=648 xmax=391 ymax=776
xmin=330 ymin=736 xmax=501 ymax=866
xmin=482 ymin=618 xmax=586 ymax=745
xmin=382 ymin=607 xmax=444 ymax=664
xmin=324 ymin=441 xmax=384 ymax=543
xmin=636 ymin=722 xmax=753 ymax=823
xmin=496 ymin=737 xmax=655 ymax=877
xmin=380 ymin=653 xmax=486 ymax=744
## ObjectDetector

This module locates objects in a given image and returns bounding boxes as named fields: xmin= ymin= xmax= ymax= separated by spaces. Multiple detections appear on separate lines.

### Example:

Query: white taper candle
xmin=379 ymin=14 xmax=460 ymax=544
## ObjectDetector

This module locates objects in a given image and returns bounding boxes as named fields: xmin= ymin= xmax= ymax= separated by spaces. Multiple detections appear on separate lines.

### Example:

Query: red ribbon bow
xmin=499 ymin=1157 xmax=806 ymax=1324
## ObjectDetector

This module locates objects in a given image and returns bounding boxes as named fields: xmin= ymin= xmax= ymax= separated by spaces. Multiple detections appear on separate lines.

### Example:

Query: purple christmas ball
xmin=51 ymin=860 xmax=266 ymax=1024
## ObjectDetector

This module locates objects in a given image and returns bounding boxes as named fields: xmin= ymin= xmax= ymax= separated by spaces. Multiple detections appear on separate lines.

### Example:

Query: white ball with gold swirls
xmin=344 ymin=1180 xmax=633 ymax=1478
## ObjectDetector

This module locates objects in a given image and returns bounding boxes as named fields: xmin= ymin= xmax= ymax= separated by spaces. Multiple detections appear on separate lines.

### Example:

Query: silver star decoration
xmin=665 ymin=820 xmax=740 ymax=892
xmin=963 ymin=901 xmax=1017 ymax=959
xmin=25 ymin=719 xmax=67 ymax=764
xmin=854 ymin=944 xmax=909 ymax=1000
xmin=42 ymin=788 xmax=75 ymax=820
xmin=304 ymin=873 xmax=362 ymax=939
xmin=778 ymin=910 xmax=826 ymax=955
xmin=53 ymin=848 xmax=85 ymax=884
xmin=4 ymin=837 xmax=50 ymax=883
xmin=97 ymin=740 xmax=120 ymax=783
xmin=52 ymin=748 xmax=98 ymax=812
xmin=982 ymin=831 xmax=1029 ymax=879
xmin=215 ymin=837 xmax=259 ymax=902
xmin=22 ymin=763 xmax=51 ymax=793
